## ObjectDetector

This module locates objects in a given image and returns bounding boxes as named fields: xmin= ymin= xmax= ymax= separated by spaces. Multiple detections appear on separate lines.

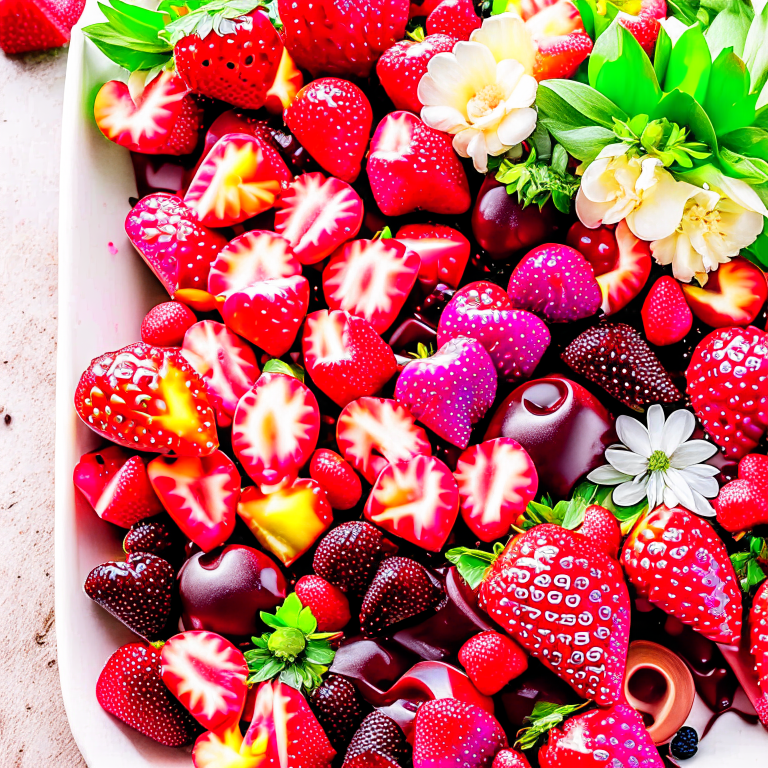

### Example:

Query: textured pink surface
xmin=0 ymin=46 xmax=86 ymax=765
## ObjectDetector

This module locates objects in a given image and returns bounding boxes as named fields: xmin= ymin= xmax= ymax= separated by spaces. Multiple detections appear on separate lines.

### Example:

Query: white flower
xmin=576 ymin=144 xmax=698 ymax=241
xmin=651 ymin=183 xmax=767 ymax=284
xmin=587 ymin=405 xmax=719 ymax=517
xmin=417 ymin=13 xmax=538 ymax=173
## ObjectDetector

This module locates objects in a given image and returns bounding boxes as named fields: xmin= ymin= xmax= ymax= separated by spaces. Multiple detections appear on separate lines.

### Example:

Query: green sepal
xmin=663 ymin=24 xmax=711 ymax=103
xmin=731 ymin=536 xmax=768 ymax=592
xmin=262 ymin=358 xmax=306 ymax=382
xmin=515 ymin=701 xmax=590 ymax=750
xmin=409 ymin=342 xmax=435 ymax=359
xmin=572 ymin=0 xmax=621 ymax=40
xmin=373 ymin=226 xmax=393 ymax=240
xmin=445 ymin=543 xmax=504 ymax=590
xmin=704 ymin=48 xmax=757 ymax=137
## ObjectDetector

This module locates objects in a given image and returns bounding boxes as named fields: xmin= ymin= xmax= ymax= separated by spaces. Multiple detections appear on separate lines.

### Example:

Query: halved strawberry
xmin=682 ymin=257 xmax=768 ymax=328
xmin=365 ymin=454 xmax=459 ymax=552
xmin=454 ymin=438 xmax=538 ymax=543
xmin=336 ymin=397 xmax=432 ymax=483
xmin=274 ymin=173 xmax=364 ymax=265
xmin=323 ymin=238 xmax=421 ymax=334
xmin=207 ymin=230 xmax=301 ymax=298
xmin=181 ymin=320 xmax=260 ymax=427
xmin=526 ymin=0 xmax=592 ymax=80
xmin=0 ymin=0 xmax=83 ymax=54
xmin=302 ymin=309 xmax=397 ymax=407
xmin=232 ymin=372 xmax=320 ymax=490
xmin=265 ymin=48 xmax=304 ymax=114
xmin=161 ymin=630 xmax=248 ymax=731
xmin=125 ymin=193 xmax=227 ymax=309
xmin=221 ymin=275 xmax=310 ymax=357
xmin=396 ymin=223 xmax=470 ymax=291
xmin=147 ymin=451 xmax=240 ymax=553
xmin=94 ymin=71 xmax=202 ymax=155
xmin=73 ymin=445 xmax=163 ymax=528
xmin=192 ymin=724 xmax=250 ymax=768
xmin=184 ymin=133 xmax=292 ymax=228
xmin=237 ymin=478 xmax=333 ymax=566
xmin=74 ymin=342 xmax=218 ymax=456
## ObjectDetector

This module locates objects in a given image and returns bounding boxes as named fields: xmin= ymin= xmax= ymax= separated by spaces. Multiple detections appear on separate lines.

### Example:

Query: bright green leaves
xmin=731 ymin=536 xmax=768 ymax=592
xmin=704 ymin=49 xmax=757 ymax=136
xmin=705 ymin=0 xmax=752 ymax=59
xmin=245 ymin=593 xmax=339 ymax=693
xmin=662 ymin=24 xmax=711 ymax=102
xmin=445 ymin=543 xmax=504 ymax=590
xmin=520 ymin=492 xmax=589 ymax=532
xmin=743 ymin=0 xmax=768 ymax=94
xmin=515 ymin=702 xmax=590 ymax=750
xmin=572 ymin=0 xmax=620 ymax=40
xmin=262 ymin=358 xmax=306 ymax=382
xmin=162 ymin=0 xmax=277 ymax=46
xmin=612 ymin=115 xmax=710 ymax=167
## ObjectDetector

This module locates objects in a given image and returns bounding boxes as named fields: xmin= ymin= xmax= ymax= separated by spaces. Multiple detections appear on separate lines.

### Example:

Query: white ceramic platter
xmin=54 ymin=4 xmax=768 ymax=765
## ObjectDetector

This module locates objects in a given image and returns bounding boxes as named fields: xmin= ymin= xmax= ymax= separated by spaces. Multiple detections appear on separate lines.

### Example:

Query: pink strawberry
xmin=365 ymin=455 xmax=460 ymax=551
xmin=84 ymin=553 xmax=174 ymax=638
xmin=533 ymin=29 xmax=593 ymax=80
xmin=221 ymin=274 xmax=310 ymax=357
xmin=295 ymin=574 xmax=352 ymax=631
xmin=309 ymin=448 xmax=363 ymax=510
xmin=617 ymin=0 xmax=666 ymax=56
xmin=343 ymin=711 xmax=408 ymax=768
xmin=494 ymin=750 xmax=531 ymax=768
xmin=413 ymin=698 xmax=507 ymax=768
xmin=141 ymin=301 xmax=197 ymax=347
xmin=147 ymin=451 xmax=240 ymax=553
xmin=97 ymin=642 xmax=197 ymax=746
xmin=181 ymin=320 xmax=260 ymax=428
xmin=538 ymin=703 xmax=663 ymax=768
xmin=396 ymin=223 xmax=470 ymax=290
xmin=459 ymin=630 xmax=528 ymax=696
xmin=303 ymin=310 xmax=397 ymax=407
xmin=563 ymin=323 xmax=682 ymax=409
xmin=368 ymin=111 xmax=471 ymax=216
xmin=686 ymin=326 xmax=768 ymax=459
xmin=750 ymin=581 xmax=768 ymax=727
xmin=622 ymin=505 xmax=743 ymax=644
xmin=278 ymin=0 xmax=409 ymax=77
xmin=641 ymin=276 xmax=693 ymax=346
xmin=313 ymin=520 xmax=399 ymax=596
xmin=454 ymin=438 xmax=538 ymax=542
xmin=323 ymin=238 xmax=421 ymax=334
xmin=426 ymin=0 xmax=481 ymax=40
xmin=578 ymin=504 xmax=622 ymax=560
xmin=507 ymin=243 xmax=603 ymax=322
xmin=715 ymin=454 xmax=768 ymax=532
xmin=395 ymin=337 xmax=497 ymax=448
xmin=310 ymin=674 xmax=367 ymax=749
xmin=360 ymin=556 xmax=443 ymax=634
xmin=438 ymin=281 xmax=550 ymax=383
xmin=74 ymin=343 xmax=218 ymax=456
xmin=161 ymin=630 xmax=248 ymax=731
xmin=73 ymin=445 xmax=163 ymax=528
xmin=232 ymin=372 xmax=320 ymax=490
xmin=0 ymin=0 xmax=83 ymax=53
xmin=274 ymin=173 xmax=364 ymax=265
xmin=376 ymin=34 xmax=458 ymax=113
xmin=336 ymin=397 xmax=432 ymax=483
xmin=125 ymin=194 xmax=226 ymax=307
xmin=285 ymin=78 xmax=373 ymax=183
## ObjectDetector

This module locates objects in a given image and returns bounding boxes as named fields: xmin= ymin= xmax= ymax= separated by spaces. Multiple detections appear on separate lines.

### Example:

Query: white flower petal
xmin=626 ymin=168 xmax=699 ymax=242
xmin=454 ymin=41 xmax=498 ymax=92
xmin=647 ymin=473 xmax=658 ymax=512
xmin=495 ymin=107 xmax=537 ymax=147
xmin=616 ymin=414 xmax=652 ymax=457
xmin=420 ymin=105 xmax=468 ymax=133
xmin=495 ymin=58 xmax=525 ymax=98
xmin=663 ymin=484 xmax=680 ymax=509
xmin=663 ymin=467 xmax=697 ymax=511
xmin=645 ymin=405 xmax=666 ymax=452
xmin=678 ymin=467 xmax=719 ymax=498
xmin=669 ymin=439 xmax=717 ymax=468
xmin=587 ymin=465 xmax=633 ymax=485
xmin=613 ymin=477 xmax=650 ymax=506
xmin=680 ymin=462 xmax=720 ymax=478
xmin=420 ymin=54 xmax=475 ymax=110
xmin=605 ymin=447 xmax=649 ymax=476
xmin=471 ymin=13 xmax=536 ymax=73
xmin=575 ymin=189 xmax=613 ymax=229
xmin=714 ymin=175 xmax=768 ymax=217
xmin=660 ymin=409 xmax=695 ymax=455
xmin=466 ymin=130 xmax=489 ymax=173
xmin=690 ymin=488 xmax=716 ymax=517
xmin=452 ymin=128 xmax=477 ymax=158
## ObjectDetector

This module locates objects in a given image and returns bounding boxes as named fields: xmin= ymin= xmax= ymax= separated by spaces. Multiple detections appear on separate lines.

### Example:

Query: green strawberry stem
xmin=515 ymin=701 xmax=590 ymax=750
xmin=445 ymin=542 xmax=505 ymax=589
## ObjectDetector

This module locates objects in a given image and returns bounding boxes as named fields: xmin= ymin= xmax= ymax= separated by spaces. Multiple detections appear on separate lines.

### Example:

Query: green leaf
xmin=666 ymin=0 xmax=701 ymax=26
xmin=705 ymin=0 xmax=752 ymax=59
xmin=162 ymin=0 xmax=277 ymax=45
xmin=654 ymin=25 xmax=673 ymax=84
xmin=279 ymin=665 xmax=304 ymax=690
xmin=540 ymin=80 xmax=626 ymax=128
xmin=561 ymin=497 xmax=588 ymax=530
xmin=82 ymin=34 xmax=171 ymax=70
xmin=248 ymin=657 xmax=285 ymax=683
xmin=589 ymin=22 xmax=662 ymax=116
xmin=260 ymin=612 xmax=285 ymax=630
xmin=704 ymin=49 xmax=757 ymax=136
xmin=539 ymin=123 xmax=616 ymax=162
xmin=445 ymin=546 xmax=499 ymax=589
xmin=373 ymin=226 xmax=393 ymax=240
xmin=744 ymin=227 xmax=768 ymax=268
xmin=296 ymin=606 xmax=317 ymax=636
xmin=304 ymin=643 xmax=335 ymax=665
xmin=652 ymin=89 xmax=719 ymax=152
xmin=573 ymin=481 xmax=600 ymax=504
xmin=262 ymin=358 xmax=306 ymax=382
xmin=276 ymin=592 xmax=303 ymax=627
xmin=515 ymin=701 xmax=589 ymax=750
xmin=663 ymin=24 xmax=711 ymax=102
xmin=530 ymin=121 xmax=553 ymax=162
xmin=83 ymin=21 xmax=172 ymax=52
xmin=744 ymin=1 xmax=768 ymax=94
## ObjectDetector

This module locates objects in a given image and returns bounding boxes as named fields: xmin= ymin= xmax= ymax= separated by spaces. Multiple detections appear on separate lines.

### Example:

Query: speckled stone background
xmin=0 ymin=46 xmax=87 ymax=766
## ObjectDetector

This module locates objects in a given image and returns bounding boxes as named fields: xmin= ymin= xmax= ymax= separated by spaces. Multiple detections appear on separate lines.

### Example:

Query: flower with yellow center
xmin=417 ymin=13 xmax=538 ymax=173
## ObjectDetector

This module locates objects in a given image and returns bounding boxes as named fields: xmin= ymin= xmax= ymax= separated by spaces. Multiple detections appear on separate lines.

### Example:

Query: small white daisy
xmin=587 ymin=405 xmax=719 ymax=517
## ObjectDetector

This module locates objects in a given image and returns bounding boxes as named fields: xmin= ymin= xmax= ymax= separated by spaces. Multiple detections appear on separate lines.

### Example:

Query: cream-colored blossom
xmin=417 ymin=13 xmax=538 ymax=173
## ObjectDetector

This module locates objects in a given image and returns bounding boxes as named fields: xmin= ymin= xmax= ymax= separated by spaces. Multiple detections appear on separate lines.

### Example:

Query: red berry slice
xmin=323 ymin=238 xmax=421 ymax=334
xmin=302 ymin=309 xmax=397 ymax=407
xmin=454 ymin=438 xmax=538 ymax=543
xmin=310 ymin=448 xmax=363 ymax=510
xmin=238 ymin=478 xmax=333 ymax=566
xmin=337 ymin=397 xmax=432 ymax=483
xmin=232 ymin=372 xmax=320 ymax=490
xmin=274 ymin=173 xmax=364 ymax=265
xmin=365 ymin=454 xmax=459 ymax=552
xmin=221 ymin=274 xmax=310 ymax=357
xmin=184 ymin=133 xmax=292 ymax=228
xmin=160 ymin=630 xmax=248 ymax=732
xmin=147 ymin=451 xmax=240 ymax=553
xmin=182 ymin=320 xmax=260 ymax=427
xmin=396 ymin=223 xmax=471 ymax=291
xmin=207 ymin=230 xmax=301 ymax=298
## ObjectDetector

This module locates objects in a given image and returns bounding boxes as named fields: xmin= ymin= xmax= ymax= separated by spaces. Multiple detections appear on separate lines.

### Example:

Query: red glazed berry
xmin=141 ymin=301 xmax=197 ymax=347
xmin=458 ymin=630 xmax=528 ymax=696
xmin=310 ymin=449 xmax=363 ymax=510
xmin=295 ymin=574 xmax=352 ymax=631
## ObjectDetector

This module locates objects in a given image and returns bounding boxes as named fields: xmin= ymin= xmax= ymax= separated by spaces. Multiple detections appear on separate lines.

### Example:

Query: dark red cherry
xmin=485 ymin=375 xmax=616 ymax=499
xmin=471 ymin=176 xmax=556 ymax=261
xmin=178 ymin=544 xmax=287 ymax=638
xmin=566 ymin=222 xmax=618 ymax=276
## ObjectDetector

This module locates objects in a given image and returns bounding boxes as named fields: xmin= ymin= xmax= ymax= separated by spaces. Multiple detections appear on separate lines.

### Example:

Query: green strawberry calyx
xmin=731 ymin=535 xmax=768 ymax=593
xmin=244 ymin=593 xmax=341 ymax=694
xmin=446 ymin=542 xmax=505 ymax=590
xmin=515 ymin=701 xmax=590 ymax=750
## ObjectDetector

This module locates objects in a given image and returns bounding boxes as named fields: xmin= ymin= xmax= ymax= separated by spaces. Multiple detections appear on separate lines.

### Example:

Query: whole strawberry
xmin=622 ymin=505 xmax=742 ymax=644
xmin=285 ymin=78 xmax=373 ymax=183
xmin=279 ymin=0 xmax=409 ymax=77
xmin=494 ymin=750 xmax=531 ymax=768
xmin=141 ymin=301 xmax=197 ymax=347
xmin=376 ymin=33 xmax=458 ymax=113
xmin=641 ymin=276 xmax=692 ymax=346
xmin=577 ymin=504 xmax=622 ymax=560
xmin=295 ymin=574 xmax=352 ymax=631
xmin=309 ymin=449 xmax=363 ymax=510
xmin=123 ymin=518 xmax=176 ymax=557
xmin=310 ymin=674 xmax=367 ymax=749
xmin=687 ymin=326 xmax=768 ymax=459
xmin=426 ymin=0 xmax=481 ymax=40
xmin=715 ymin=454 xmax=768 ymax=532
xmin=750 ymin=580 xmax=768 ymax=727
xmin=343 ymin=710 xmax=409 ymax=768
xmin=0 ymin=0 xmax=84 ymax=53
xmin=458 ymin=631 xmax=528 ymax=695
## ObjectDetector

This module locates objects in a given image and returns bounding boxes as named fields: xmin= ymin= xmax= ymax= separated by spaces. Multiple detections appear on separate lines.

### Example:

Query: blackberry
xmin=670 ymin=726 xmax=698 ymax=760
